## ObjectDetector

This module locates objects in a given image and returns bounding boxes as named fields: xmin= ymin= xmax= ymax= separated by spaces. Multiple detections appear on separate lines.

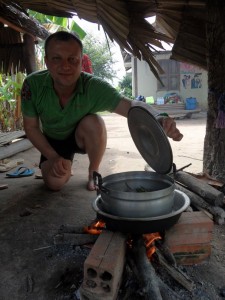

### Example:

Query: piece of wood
xmin=131 ymin=237 xmax=163 ymax=300
xmin=175 ymin=183 xmax=225 ymax=225
xmin=0 ymin=130 xmax=26 ymax=146
xmin=0 ymin=184 xmax=8 ymax=190
xmin=155 ymin=248 xmax=195 ymax=292
xmin=175 ymin=171 xmax=224 ymax=207
xmin=0 ymin=138 xmax=33 ymax=160
xmin=129 ymin=237 xmax=182 ymax=300
xmin=155 ymin=239 xmax=177 ymax=267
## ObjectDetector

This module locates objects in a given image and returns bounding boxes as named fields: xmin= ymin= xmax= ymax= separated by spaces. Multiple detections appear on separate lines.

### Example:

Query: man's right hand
xmin=49 ymin=157 xmax=72 ymax=178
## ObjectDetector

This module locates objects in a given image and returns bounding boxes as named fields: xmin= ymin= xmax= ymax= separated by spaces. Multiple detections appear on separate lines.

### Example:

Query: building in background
xmin=130 ymin=51 xmax=208 ymax=111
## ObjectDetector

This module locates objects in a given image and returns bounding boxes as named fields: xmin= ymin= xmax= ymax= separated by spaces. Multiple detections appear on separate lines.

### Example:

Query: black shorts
xmin=39 ymin=130 xmax=85 ymax=167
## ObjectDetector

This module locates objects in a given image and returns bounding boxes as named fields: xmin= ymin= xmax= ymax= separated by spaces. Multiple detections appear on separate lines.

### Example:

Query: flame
xmin=143 ymin=232 xmax=162 ymax=258
xmin=83 ymin=220 xmax=106 ymax=235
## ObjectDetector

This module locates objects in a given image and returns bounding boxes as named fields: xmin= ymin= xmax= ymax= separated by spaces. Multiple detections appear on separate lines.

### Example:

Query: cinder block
xmin=81 ymin=230 xmax=126 ymax=300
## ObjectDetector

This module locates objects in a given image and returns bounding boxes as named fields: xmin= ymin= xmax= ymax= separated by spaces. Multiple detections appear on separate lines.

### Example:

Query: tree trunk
xmin=203 ymin=0 xmax=225 ymax=182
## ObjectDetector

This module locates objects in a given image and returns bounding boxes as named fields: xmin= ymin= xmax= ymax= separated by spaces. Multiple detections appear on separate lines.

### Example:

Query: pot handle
xmin=93 ymin=171 xmax=110 ymax=194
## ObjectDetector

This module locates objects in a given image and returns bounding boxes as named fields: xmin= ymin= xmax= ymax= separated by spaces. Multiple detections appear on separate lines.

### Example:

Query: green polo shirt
xmin=21 ymin=70 xmax=123 ymax=140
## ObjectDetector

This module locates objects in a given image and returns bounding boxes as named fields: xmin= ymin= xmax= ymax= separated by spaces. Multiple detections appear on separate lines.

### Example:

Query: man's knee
xmin=76 ymin=114 xmax=106 ymax=139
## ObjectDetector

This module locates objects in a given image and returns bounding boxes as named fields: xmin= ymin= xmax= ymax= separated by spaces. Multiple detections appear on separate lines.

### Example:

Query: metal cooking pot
xmin=93 ymin=171 xmax=175 ymax=218
xmin=92 ymin=190 xmax=190 ymax=234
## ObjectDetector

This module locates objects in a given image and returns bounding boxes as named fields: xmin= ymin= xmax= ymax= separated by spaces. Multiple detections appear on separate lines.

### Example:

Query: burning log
xmin=175 ymin=171 xmax=224 ymax=207
xmin=128 ymin=236 xmax=183 ymax=300
xmin=175 ymin=183 xmax=225 ymax=225
xmin=128 ymin=236 xmax=163 ymax=300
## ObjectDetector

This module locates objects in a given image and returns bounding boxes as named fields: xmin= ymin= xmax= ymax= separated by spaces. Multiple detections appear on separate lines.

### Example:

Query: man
xmin=21 ymin=31 xmax=183 ymax=192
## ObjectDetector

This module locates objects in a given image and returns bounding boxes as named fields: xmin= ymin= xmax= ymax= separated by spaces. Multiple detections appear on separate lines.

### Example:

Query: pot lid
xmin=127 ymin=105 xmax=173 ymax=174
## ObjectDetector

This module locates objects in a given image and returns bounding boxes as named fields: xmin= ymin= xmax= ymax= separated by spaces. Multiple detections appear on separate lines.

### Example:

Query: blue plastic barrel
xmin=185 ymin=97 xmax=197 ymax=110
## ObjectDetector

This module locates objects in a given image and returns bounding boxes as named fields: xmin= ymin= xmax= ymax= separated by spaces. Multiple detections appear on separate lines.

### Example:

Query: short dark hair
xmin=44 ymin=31 xmax=83 ymax=55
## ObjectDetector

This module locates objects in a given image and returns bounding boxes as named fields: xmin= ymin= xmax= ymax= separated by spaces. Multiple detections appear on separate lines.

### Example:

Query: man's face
xmin=45 ymin=38 xmax=82 ymax=89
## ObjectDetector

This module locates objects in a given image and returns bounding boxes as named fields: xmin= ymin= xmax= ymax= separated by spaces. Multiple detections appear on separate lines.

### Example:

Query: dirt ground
xmin=0 ymin=112 xmax=225 ymax=300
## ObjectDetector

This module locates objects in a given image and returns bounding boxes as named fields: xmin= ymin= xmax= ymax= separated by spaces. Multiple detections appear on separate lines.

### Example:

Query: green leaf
xmin=70 ymin=21 xmax=86 ymax=39
xmin=52 ymin=16 xmax=68 ymax=27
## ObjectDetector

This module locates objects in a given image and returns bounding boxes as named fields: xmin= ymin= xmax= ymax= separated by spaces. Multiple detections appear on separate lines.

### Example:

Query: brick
xmin=81 ymin=230 xmax=126 ymax=300
xmin=165 ymin=231 xmax=212 ymax=246
xmin=169 ymin=244 xmax=211 ymax=265
xmin=165 ymin=211 xmax=213 ymax=246
xmin=164 ymin=211 xmax=213 ymax=265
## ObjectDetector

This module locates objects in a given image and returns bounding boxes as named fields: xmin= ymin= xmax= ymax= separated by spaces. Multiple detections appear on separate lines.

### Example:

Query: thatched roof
xmin=0 ymin=1 xmax=49 ymax=73
xmin=0 ymin=0 xmax=207 ymax=79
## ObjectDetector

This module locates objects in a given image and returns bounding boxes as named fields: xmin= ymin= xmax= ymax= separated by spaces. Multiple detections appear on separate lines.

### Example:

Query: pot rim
xmin=92 ymin=190 xmax=190 ymax=221
xmin=100 ymin=171 xmax=174 ymax=198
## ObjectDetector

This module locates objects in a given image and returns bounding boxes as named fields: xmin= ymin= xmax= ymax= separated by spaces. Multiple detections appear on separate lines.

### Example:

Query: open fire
xmin=144 ymin=232 xmax=162 ymax=258
xmin=84 ymin=219 xmax=162 ymax=260
xmin=83 ymin=220 xmax=105 ymax=235
xmin=80 ymin=211 xmax=214 ymax=299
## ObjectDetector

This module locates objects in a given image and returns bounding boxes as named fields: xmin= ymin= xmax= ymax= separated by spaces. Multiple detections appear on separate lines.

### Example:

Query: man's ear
xmin=44 ymin=56 xmax=48 ymax=67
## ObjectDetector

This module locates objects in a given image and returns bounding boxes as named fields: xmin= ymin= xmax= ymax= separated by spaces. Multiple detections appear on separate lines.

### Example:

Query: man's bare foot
xmin=87 ymin=173 xmax=96 ymax=191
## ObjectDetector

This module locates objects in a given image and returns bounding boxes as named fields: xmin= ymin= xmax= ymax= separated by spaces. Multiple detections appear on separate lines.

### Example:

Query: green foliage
xmin=83 ymin=34 xmax=117 ymax=82
xmin=28 ymin=10 xmax=86 ymax=39
xmin=0 ymin=73 xmax=25 ymax=131
xmin=117 ymin=74 xmax=133 ymax=98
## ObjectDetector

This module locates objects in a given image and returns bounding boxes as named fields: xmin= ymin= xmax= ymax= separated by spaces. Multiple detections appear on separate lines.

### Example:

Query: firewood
xmin=130 ymin=237 xmax=162 ymax=299
xmin=155 ymin=249 xmax=195 ymax=292
xmin=175 ymin=171 xmax=224 ymax=207
xmin=155 ymin=239 xmax=177 ymax=267
xmin=129 ymin=237 xmax=182 ymax=300
xmin=175 ymin=183 xmax=225 ymax=225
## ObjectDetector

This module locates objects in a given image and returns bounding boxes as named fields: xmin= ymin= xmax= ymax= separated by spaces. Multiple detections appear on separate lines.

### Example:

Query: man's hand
xmin=49 ymin=157 xmax=72 ymax=178
xmin=161 ymin=117 xmax=183 ymax=141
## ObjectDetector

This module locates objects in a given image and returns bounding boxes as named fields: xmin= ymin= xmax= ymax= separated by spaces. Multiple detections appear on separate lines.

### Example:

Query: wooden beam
xmin=0 ymin=17 xmax=28 ymax=36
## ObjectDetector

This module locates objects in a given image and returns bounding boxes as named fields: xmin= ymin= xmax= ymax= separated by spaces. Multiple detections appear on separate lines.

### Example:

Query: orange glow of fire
xmin=143 ymin=232 xmax=162 ymax=258
xmin=83 ymin=220 xmax=106 ymax=235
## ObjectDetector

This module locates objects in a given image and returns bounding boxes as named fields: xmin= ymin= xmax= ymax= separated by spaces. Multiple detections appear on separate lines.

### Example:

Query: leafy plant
xmin=117 ymin=74 xmax=133 ymax=98
xmin=28 ymin=10 xmax=86 ymax=39
xmin=0 ymin=73 xmax=25 ymax=131
xmin=83 ymin=33 xmax=117 ymax=82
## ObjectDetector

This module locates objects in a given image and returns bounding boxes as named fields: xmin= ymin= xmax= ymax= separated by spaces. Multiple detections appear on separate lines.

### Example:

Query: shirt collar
xmin=43 ymin=71 xmax=84 ymax=94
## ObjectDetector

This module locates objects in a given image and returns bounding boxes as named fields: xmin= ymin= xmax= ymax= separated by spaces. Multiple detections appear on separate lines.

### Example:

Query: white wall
xmin=132 ymin=53 xmax=208 ymax=110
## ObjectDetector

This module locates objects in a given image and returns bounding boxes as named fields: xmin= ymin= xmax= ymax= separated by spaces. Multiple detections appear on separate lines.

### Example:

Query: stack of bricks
xmin=80 ymin=230 xmax=127 ymax=300
xmin=164 ymin=211 xmax=214 ymax=265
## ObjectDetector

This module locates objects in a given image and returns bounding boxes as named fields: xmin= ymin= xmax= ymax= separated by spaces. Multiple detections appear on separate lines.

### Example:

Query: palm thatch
xmin=0 ymin=1 xmax=49 ymax=73
xmin=0 ymin=0 xmax=207 ymax=78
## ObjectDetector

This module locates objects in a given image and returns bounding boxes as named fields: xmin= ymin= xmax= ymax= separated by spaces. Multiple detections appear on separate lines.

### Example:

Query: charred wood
xmin=175 ymin=171 xmax=224 ymax=207
xmin=128 ymin=237 xmax=182 ymax=300
xmin=154 ymin=248 xmax=195 ymax=292
xmin=130 ymin=237 xmax=162 ymax=299
xmin=155 ymin=239 xmax=177 ymax=267
xmin=175 ymin=183 xmax=225 ymax=225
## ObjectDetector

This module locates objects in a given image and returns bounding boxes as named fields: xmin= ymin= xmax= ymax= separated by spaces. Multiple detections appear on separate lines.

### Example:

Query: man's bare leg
xmin=75 ymin=114 xmax=107 ymax=190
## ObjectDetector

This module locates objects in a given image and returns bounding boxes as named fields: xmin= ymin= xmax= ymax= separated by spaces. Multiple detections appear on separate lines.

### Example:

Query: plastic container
xmin=185 ymin=97 xmax=197 ymax=110
xmin=156 ymin=97 xmax=164 ymax=105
